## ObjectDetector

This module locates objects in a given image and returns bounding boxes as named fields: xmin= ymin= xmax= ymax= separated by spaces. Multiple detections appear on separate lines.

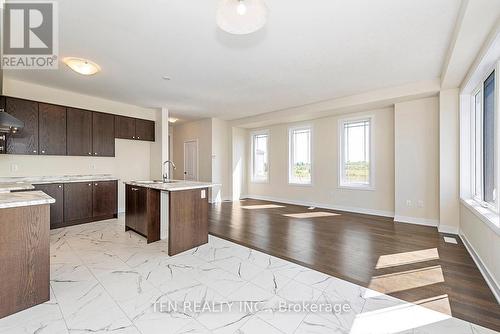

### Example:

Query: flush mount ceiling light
xmin=63 ymin=57 xmax=101 ymax=75
xmin=168 ymin=117 xmax=178 ymax=123
xmin=216 ymin=0 xmax=268 ymax=35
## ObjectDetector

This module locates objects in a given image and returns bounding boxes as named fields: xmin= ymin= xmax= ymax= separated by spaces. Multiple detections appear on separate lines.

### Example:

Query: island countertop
xmin=0 ymin=191 xmax=55 ymax=209
xmin=0 ymin=182 xmax=35 ymax=193
xmin=0 ymin=174 xmax=119 ymax=185
xmin=124 ymin=180 xmax=219 ymax=192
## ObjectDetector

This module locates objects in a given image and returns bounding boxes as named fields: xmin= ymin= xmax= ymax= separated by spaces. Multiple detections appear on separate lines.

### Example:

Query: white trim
xmin=288 ymin=124 xmax=313 ymax=186
xmin=461 ymin=198 xmax=500 ymax=237
xmin=183 ymin=139 xmax=199 ymax=181
xmin=459 ymin=231 xmax=500 ymax=303
xmin=242 ymin=194 xmax=394 ymax=218
xmin=338 ymin=115 xmax=375 ymax=190
xmin=394 ymin=215 xmax=439 ymax=227
xmin=437 ymin=224 xmax=459 ymax=235
xmin=250 ymin=129 xmax=270 ymax=184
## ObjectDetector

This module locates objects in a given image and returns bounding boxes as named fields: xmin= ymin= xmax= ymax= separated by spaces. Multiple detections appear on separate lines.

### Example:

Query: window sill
xmin=288 ymin=182 xmax=313 ymax=187
xmin=251 ymin=179 xmax=269 ymax=184
xmin=338 ymin=184 xmax=375 ymax=191
xmin=461 ymin=198 xmax=500 ymax=236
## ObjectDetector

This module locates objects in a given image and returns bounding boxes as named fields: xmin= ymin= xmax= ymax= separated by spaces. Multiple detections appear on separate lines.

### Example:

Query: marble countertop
xmin=0 ymin=182 xmax=35 ymax=193
xmin=124 ymin=180 xmax=219 ymax=192
xmin=0 ymin=191 xmax=55 ymax=209
xmin=0 ymin=174 xmax=119 ymax=186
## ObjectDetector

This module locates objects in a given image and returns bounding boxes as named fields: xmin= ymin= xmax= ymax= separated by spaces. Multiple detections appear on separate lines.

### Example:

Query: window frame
xmin=250 ymin=130 xmax=270 ymax=184
xmin=288 ymin=125 xmax=313 ymax=186
xmin=338 ymin=115 xmax=375 ymax=190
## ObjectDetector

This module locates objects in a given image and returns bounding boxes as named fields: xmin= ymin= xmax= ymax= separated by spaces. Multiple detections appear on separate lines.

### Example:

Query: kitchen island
xmin=124 ymin=180 xmax=217 ymax=256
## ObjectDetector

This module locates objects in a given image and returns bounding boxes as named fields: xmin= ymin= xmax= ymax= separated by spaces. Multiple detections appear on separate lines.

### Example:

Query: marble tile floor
xmin=0 ymin=217 xmax=498 ymax=334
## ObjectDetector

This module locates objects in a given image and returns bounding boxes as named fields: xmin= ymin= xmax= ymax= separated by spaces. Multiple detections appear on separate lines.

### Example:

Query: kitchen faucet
xmin=162 ymin=160 xmax=176 ymax=182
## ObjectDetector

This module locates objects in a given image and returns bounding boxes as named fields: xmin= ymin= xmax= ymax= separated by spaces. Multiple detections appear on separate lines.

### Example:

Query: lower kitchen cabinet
xmin=64 ymin=182 xmax=93 ymax=224
xmin=125 ymin=185 xmax=160 ymax=243
xmin=33 ymin=183 xmax=64 ymax=229
xmin=93 ymin=181 xmax=118 ymax=219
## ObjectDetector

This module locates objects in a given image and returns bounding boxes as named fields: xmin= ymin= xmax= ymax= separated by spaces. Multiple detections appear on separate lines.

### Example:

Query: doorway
xmin=183 ymin=139 xmax=198 ymax=181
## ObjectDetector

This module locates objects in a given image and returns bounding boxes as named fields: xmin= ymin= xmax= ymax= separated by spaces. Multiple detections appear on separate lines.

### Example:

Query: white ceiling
xmin=5 ymin=0 xmax=462 ymax=120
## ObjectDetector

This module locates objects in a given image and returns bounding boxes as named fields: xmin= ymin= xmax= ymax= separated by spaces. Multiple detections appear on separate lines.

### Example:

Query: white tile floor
xmin=0 ymin=216 xmax=498 ymax=334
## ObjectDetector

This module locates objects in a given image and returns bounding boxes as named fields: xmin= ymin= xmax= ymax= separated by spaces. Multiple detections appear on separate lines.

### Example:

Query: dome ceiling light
xmin=216 ymin=0 xmax=268 ymax=35
xmin=63 ymin=57 xmax=101 ymax=76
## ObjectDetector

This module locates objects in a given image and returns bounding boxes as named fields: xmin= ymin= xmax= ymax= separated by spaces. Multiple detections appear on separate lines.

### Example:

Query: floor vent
xmin=444 ymin=236 xmax=458 ymax=244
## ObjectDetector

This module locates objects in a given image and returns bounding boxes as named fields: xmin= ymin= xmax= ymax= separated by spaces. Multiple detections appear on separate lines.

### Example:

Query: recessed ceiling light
xmin=63 ymin=57 xmax=101 ymax=75
xmin=168 ymin=117 xmax=178 ymax=123
xmin=217 ymin=0 xmax=268 ymax=35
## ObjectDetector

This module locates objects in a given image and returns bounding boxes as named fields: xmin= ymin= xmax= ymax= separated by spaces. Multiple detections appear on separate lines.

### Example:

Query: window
xmin=472 ymin=70 xmax=497 ymax=210
xmin=339 ymin=117 xmax=373 ymax=189
xmin=289 ymin=126 xmax=312 ymax=185
xmin=251 ymin=131 xmax=269 ymax=182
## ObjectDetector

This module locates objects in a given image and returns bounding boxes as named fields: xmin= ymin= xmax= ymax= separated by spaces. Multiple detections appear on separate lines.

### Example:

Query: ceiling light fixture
xmin=168 ymin=117 xmax=178 ymax=123
xmin=63 ymin=57 xmax=101 ymax=76
xmin=216 ymin=0 xmax=268 ymax=35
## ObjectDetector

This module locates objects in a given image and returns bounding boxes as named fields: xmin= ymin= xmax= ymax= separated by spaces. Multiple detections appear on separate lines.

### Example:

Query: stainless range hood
xmin=0 ymin=109 xmax=24 ymax=133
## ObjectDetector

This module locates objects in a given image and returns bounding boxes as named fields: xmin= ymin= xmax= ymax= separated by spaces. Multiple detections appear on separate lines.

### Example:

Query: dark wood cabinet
xmin=34 ymin=183 xmax=64 ymax=228
xmin=64 ymin=182 xmax=93 ymax=223
xmin=125 ymin=185 xmax=160 ymax=243
xmin=135 ymin=119 xmax=155 ymax=141
xmin=67 ymin=108 xmax=92 ymax=156
xmin=93 ymin=181 xmax=117 ymax=218
xmin=92 ymin=112 xmax=115 ymax=157
xmin=115 ymin=116 xmax=136 ymax=140
xmin=5 ymin=97 xmax=39 ymax=155
xmin=38 ymin=103 xmax=66 ymax=156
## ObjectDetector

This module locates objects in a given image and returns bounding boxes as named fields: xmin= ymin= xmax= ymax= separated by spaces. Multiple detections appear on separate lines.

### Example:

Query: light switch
xmin=201 ymin=189 xmax=206 ymax=199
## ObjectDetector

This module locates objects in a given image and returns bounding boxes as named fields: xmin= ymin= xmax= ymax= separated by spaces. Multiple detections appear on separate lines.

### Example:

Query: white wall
xmin=1 ymin=78 xmax=159 ymax=212
xmin=394 ymin=97 xmax=440 ymax=225
xmin=232 ymin=127 xmax=248 ymax=200
xmin=245 ymin=108 xmax=395 ymax=216
xmin=439 ymin=89 xmax=460 ymax=233
xmin=211 ymin=118 xmax=231 ymax=201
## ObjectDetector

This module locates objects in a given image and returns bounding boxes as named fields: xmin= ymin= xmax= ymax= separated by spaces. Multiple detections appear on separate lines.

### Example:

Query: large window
xmin=251 ymin=131 xmax=269 ymax=182
xmin=289 ymin=126 xmax=312 ymax=185
xmin=472 ymin=70 xmax=497 ymax=210
xmin=339 ymin=117 xmax=373 ymax=189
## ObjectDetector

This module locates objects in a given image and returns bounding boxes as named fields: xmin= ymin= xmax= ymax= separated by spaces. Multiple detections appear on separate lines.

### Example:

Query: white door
xmin=184 ymin=140 xmax=198 ymax=181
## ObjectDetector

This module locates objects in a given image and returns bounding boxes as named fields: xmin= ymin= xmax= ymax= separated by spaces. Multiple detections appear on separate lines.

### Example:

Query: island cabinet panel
xmin=92 ymin=181 xmax=117 ymax=219
xmin=115 ymin=116 xmax=136 ymax=140
xmin=38 ymin=103 xmax=67 ymax=155
xmin=125 ymin=185 xmax=160 ymax=243
xmin=135 ymin=119 xmax=155 ymax=141
xmin=67 ymin=108 xmax=93 ymax=156
xmin=5 ymin=97 xmax=39 ymax=155
xmin=0 ymin=205 xmax=50 ymax=319
xmin=93 ymin=112 xmax=115 ymax=157
xmin=34 ymin=183 xmax=64 ymax=229
xmin=168 ymin=188 xmax=208 ymax=256
xmin=64 ymin=182 xmax=93 ymax=223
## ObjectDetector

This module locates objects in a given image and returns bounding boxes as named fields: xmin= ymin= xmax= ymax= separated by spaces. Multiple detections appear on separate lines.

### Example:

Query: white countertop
xmin=0 ymin=174 xmax=119 ymax=186
xmin=0 ymin=191 xmax=55 ymax=209
xmin=0 ymin=182 xmax=35 ymax=193
xmin=124 ymin=180 xmax=219 ymax=192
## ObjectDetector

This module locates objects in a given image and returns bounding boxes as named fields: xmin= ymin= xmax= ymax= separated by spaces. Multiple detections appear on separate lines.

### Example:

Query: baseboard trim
xmin=459 ymin=231 xmax=500 ymax=303
xmin=438 ymin=224 xmax=459 ymax=235
xmin=394 ymin=215 xmax=439 ymax=227
xmin=242 ymin=194 xmax=395 ymax=218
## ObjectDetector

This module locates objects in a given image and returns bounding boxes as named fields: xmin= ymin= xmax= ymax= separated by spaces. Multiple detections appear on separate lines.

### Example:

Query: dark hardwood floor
xmin=208 ymin=199 xmax=500 ymax=332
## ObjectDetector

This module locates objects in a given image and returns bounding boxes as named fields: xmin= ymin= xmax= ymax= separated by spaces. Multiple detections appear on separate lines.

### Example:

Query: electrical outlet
xmin=417 ymin=200 xmax=424 ymax=208
xmin=10 ymin=164 xmax=18 ymax=172
xmin=201 ymin=189 xmax=206 ymax=199
xmin=406 ymin=200 xmax=412 ymax=207
xmin=90 ymin=163 xmax=96 ymax=170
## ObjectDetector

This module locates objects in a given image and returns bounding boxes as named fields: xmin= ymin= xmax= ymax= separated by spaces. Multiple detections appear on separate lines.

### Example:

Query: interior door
xmin=183 ymin=140 xmax=198 ymax=181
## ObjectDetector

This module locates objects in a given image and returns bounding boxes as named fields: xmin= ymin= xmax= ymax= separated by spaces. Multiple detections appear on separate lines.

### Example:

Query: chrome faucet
xmin=162 ymin=160 xmax=176 ymax=182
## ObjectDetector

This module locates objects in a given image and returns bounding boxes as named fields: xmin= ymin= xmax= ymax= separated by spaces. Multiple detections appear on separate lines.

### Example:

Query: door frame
xmin=183 ymin=139 xmax=199 ymax=181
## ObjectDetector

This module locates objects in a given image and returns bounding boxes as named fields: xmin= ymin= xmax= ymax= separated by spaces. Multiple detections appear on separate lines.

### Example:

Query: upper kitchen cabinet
xmin=135 ymin=119 xmax=155 ymax=141
xmin=114 ymin=115 xmax=136 ymax=140
xmin=67 ymin=108 xmax=93 ymax=156
xmin=38 ymin=103 xmax=67 ymax=156
xmin=92 ymin=112 xmax=115 ymax=157
xmin=5 ymin=97 xmax=39 ymax=155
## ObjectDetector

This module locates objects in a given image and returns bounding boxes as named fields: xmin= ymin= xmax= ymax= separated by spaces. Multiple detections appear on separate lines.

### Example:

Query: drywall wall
xmin=1 ymin=77 xmax=158 ymax=212
xmin=394 ymin=97 xmax=440 ymax=225
xmin=232 ymin=127 xmax=248 ymax=200
xmin=246 ymin=108 xmax=395 ymax=216
xmin=439 ymin=89 xmax=460 ymax=233
xmin=460 ymin=203 xmax=500 ymax=300
xmin=172 ymin=118 xmax=212 ymax=182
xmin=211 ymin=118 xmax=231 ymax=201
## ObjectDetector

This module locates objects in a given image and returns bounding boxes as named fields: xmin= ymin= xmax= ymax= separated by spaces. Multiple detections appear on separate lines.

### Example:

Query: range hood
xmin=0 ymin=109 xmax=24 ymax=133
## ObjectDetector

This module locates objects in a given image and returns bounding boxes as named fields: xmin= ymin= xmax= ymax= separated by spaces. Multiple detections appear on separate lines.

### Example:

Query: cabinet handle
xmin=58 ymin=185 xmax=62 ymax=188
xmin=88 ymin=183 xmax=92 ymax=186
xmin=137 ymin=136 xmax=140 ymax=139
xmin=94 ymin=152 xmax=98 ymax=155
xmin=33 ymin=150 xmax=37 ymax=153
xmin=95 ymin=183 xmax=98 ymax=186
xmin=132 ymin=136 xmax=135 ymax=139
xmin=88 ymin=152 xmax=92 ymax=155
xmin=41 ymin=150 xmax=45 ymax=154
xmin=131 ymin=188 xmax=138 ymax=191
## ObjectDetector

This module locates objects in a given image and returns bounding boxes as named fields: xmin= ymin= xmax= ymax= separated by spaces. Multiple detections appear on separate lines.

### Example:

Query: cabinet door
xmin=64 ymin=182 xmax=93 ymax=222
xmin=34 ymin=183 xmax=64 ymax=228
xmin=67 ymin=108 xmax=92 ymax=156
xmin=38 ymin=103 xmax=67 ymax=156
xmin=135 ymin=187 xmax=148 ymax=236
xmin=5 ymin=97 xmax=39 ymax=155
xmin=135 ymin=119 xmax=155 ymax=141
xmin=93 ymin=181 xmax=117 ymax=218
xmin=93 ymin=112 xmax=115 ymax=157
xmin=125 ymin=185 xmax=138 ymax=231
xmin=115 ymin=116 xmax=136 ymax=140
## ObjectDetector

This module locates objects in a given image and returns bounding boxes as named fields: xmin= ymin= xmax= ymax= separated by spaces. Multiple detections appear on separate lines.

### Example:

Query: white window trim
xmin=288 ymin=124 xmax=313 ymax=186
xmin=250 ymin=130 xmax=270 ymax=184
xmin=338 ymin=115 xmax=375 ymax=191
